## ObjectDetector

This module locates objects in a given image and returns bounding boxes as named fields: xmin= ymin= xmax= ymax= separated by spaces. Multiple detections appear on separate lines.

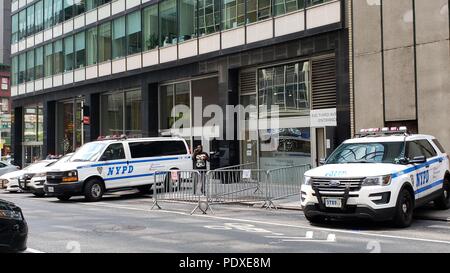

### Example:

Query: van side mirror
xmin=319 ymin=158 xmax=326 ymax=165
xmin=409 ymin=156 xmax=426 ymax=164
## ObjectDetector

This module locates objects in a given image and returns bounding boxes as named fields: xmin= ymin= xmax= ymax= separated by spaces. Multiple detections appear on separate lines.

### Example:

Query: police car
xmin=301 ymin=127 xmax=450 ymax=227
xmin=43 ymin=136 xmax=192 ymax=202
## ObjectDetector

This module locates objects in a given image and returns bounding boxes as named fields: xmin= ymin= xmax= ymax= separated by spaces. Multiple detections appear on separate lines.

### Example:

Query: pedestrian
xmin=192 ymin=145 xmax=209 ymax=195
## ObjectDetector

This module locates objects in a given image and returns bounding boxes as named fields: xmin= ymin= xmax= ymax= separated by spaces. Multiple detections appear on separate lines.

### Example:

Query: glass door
xmin=23 ymin=145 xmax=43 ymax=166
xmin=56 ymin=98 xmax=85 ymax=155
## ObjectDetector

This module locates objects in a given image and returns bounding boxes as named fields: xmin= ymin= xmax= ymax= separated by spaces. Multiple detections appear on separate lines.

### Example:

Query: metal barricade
xmin=206 ymin=168 xmax=268 ymax=205
xmin=151 ymin=170 xmax=210 ymax=215
xmin=264 ymin=164 xmax=311 ymax=209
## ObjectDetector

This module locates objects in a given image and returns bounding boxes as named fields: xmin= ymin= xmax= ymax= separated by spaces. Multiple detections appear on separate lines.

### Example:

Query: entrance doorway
xmin=23 ymin=144 xmax=42 ymax=166
xmin=56 ymin=98 xmax=85 ymax=155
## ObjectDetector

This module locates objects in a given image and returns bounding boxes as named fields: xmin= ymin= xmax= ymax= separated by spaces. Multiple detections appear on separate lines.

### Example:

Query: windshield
xmin=70 ymin=142 xmax=108 ymax=162
xmin=326 ymin=142 xmax=405 ymax=164
xmin=47 ymin=154 xmax=73 ymax=167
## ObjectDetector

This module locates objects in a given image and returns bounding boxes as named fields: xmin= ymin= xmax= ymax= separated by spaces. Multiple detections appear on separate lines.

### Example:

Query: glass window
xmin=44 ymin=43 xmax=53 ymax=77
xmin=54 ymin=0 xmax=64 ymax=24
xmin=112 ymin=17 xmax=126 ymax=59
xmin=99 ymin=143 xmax=126 ymax=161
xmin=35 ymin=47 xmax=44 ymax=79
xmin=222 ymin=0 xmax=245 ymax=30
xmin=258 ymin=62 xmax=310 ymax=118
xmin=98 ymin=22 xmax=112 ymax=62
xmin=71 ymin=142 xmax=108 ymax=162
xmin=143 ymin=5 xmax=159 ymax=51
xmin=23 ymin=106 xmax=44 ymax=143
xmin=433 ymin=139 xmax=446 ymax=153
xmin=44 ymin=0 xmax=53 ymax=28
xmin=406 ymin=142 xmax=424 ymax=160
xmin=86 ymin=26 xmax=98 ymax=65
xmin=159 ymin=0 xmax=178 ymax=47
xmin=179 ymin=0 xmax=197 ymax=42
xmin=18 ymin=54 xmax=26 ymax=84
xmin=160 ymin=84 xmax=174 ymax=130
xmin=35 ymin=1 xmax=44 ymax=32
xmin=75 ymin=32 xmax=86 ymax=68
xmin=197 ymin=0 xmax=221 ymax=36
xmin=125 ymin=90 xmax=142 ymax=136
xmin=86 ymin=0 xmax=97 ymax=10
xmin=63 ymin=36 xmax=74 ymax=71
xmin=12 ymin=14 xmax=18 ymax=43
xmin=126 ymin=11 xmax=142 ymax=55
xmin=27 ymin=5 xmax=35 ymax=36
xmin=19 ymin=10 xmax=27 ymax=40
xmin=417 ymin=140 xmax=438 ymax=158
xmin=274 ymin=0 xmax=303 ymax=16
xmin=26 ymin=50 xmax=35 ymax=82
xmin=53 ymin=40 xmax=64 ymax=74
xmin=64 ymin=0 xmax=74 ymax=21
xmin=101 ymin=92 xmax=124 ymax=136
xmin=74 ymin=0 xmax=85 ymax=16
xmin=129 ymin=141 xmax=188 ymax=158
xmin=11 ymin=56 xmax=18 ymax=86
xmin=247 ymin=0 xmax=272 ymax=23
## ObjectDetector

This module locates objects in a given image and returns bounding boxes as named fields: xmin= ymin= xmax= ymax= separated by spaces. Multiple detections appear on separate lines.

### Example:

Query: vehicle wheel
xmin=57 ymin=195 xmax=72 ymax=201
xmin=392 ymin=188 xmax=414 ymax=228
xmin=305 ymin=214 xmax=326 ymax=225
xmin=84 ymin=179 xmax=104 ymax=202
xmin=434 ymin=178 xmax=450 ymax=210
xmin=32 ymin=191 xmax=46 ymax=198
xmin=137 ymin=185 xmax=152 ymax=195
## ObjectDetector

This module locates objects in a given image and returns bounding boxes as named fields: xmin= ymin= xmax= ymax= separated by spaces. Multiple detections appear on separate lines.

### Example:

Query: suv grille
xmin=312 ymin=178 xmax=364 ymax=192
xmin=46 ymin=172 xmax=64 ymax=184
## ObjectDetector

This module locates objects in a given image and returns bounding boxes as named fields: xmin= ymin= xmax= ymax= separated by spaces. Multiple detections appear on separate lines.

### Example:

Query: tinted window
xmin=100 ymin=143 xmax=126 ymax=161
xmin=433 ymin=139 xmax=446 ymax=153
xmin=129 ymin=141 xmax=187 ymax=159
xmin=0 ymin=162 xmax=6 ymax=168
xmin=326 ymin=142 xmax=405 ymax=164
xmin=407 ymin=140 xmax=437 ymax=159
xmin=417 ymin=140 xmax=437 ymax=158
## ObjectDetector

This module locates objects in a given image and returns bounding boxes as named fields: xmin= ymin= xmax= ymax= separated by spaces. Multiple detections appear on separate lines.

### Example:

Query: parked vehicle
xmin=18 ymin=160 xmax=58 ymax=193
xmin=1 ymin=160 xmax=55 ymax=193
xmin=28 ymin=154 xmax=74 ymax=197
xmin=44 ymin=136 xmax=192 ymax=202
xmin=301 ymin=127 xmax=450 ymax=228
xmin=0 ymin=161 xmax=20 ymax=177
xmin=0 ymin=199 xmax=28 ymax=252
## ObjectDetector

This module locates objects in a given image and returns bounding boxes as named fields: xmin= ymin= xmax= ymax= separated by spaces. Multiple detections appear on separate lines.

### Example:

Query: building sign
xmin=310 ymin=108 xmax=337 ymax=128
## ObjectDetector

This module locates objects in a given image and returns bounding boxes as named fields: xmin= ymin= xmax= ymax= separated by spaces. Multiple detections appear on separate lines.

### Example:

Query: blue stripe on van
xmin=76 ymin=156 xmax=188 ymax=169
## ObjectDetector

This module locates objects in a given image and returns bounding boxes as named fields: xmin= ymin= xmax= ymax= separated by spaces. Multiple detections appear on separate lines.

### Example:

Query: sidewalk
xmin=263 ymin=196 xmax=450 ymax=222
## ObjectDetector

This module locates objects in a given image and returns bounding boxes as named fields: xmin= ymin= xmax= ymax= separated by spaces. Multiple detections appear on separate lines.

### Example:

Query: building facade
xmin=0 ymin=68 xmax=12 ymax=158
xmin=351 ymin=0 xmax=450 ymax=149
xmin=0 ymin=0 xmax=12 ymax=65
xmin=9 ymin=0 xmax=350 ymax=168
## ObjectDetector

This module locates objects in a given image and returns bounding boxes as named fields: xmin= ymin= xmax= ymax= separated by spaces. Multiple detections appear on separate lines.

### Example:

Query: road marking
xmin=429 ymin=225 xmax=450 ymax=230
xmin=80 ymin=202 xmax=450 ymax=246
xmin=52 ymin=225 xmax=91 ymax=232
xmin=25 ymin=248 xmax=46 ymax=253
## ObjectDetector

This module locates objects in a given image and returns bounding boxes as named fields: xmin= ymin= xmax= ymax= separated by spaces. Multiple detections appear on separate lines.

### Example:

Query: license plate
xmin=48 ymin=187 xmax=54 ymax=193
xmin=324 ymin=198 xmax=342 ymax=208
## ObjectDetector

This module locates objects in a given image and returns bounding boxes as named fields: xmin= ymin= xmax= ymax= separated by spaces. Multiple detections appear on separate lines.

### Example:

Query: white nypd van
xmin=43 ymin=136 xmax=192 ymax=202
xmin=301 ymin=127 xmax=450 ymax=227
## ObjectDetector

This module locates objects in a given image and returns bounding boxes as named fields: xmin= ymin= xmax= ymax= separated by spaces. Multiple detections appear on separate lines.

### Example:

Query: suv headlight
xmin=362 ymin=175 xmax=391 ymax=187
xmin=304 ymin=176 xmax=312 ymax=185
xmin=62 ymin=170 xmax=79 ymax=183
xmin=34 ymin=172 xmax=47 ymax=178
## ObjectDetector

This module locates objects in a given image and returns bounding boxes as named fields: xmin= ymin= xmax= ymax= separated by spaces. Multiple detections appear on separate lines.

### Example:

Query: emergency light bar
xmin=97 ymin=134 xmax=128 ymax=141
xmin=357 ymin=127 xmax=409 ymax=137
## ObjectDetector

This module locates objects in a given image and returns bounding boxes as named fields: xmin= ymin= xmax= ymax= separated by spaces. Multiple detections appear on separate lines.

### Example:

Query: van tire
xmin=392 ymin=188 xmax=414 ymax=228
xmin=434 ymin=178 xmax=450 ymax=210
xmin=57 ymin=195 xmax=72 ymax=201
xmin=84 ymin=179 xmax=104 ymax=202
xmin=32 ymin=192 xmax=46 ymax=198
xmin=137 ymin=185 xmax=152 ymax=195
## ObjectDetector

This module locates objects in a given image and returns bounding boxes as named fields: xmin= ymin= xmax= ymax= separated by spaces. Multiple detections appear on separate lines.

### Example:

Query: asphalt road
xmin=2 ymin=190 xmax=450 ymax=253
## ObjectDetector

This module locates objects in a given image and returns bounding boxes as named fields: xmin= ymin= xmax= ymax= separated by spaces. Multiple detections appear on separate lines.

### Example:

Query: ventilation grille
xmin=311 ymin=57 xmax=337 ymax=110
xmin=239 ymin=71 xmax=257 ymax=95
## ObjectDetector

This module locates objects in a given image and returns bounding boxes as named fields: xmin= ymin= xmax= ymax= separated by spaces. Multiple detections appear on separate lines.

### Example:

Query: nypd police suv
xmin=43 ymin=136 xmax=191 ymax=202
xmin=301 ymin=127 xmax=450 ymax=227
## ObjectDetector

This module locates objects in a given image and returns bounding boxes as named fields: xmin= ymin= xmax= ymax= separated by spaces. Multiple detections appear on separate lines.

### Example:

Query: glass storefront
xmin=240 ymin=61 xmax=312 ymax=168
xmin=23 ymin=104 xmax=44 ymax=166
xmin=100 ymin=89 xmax=142 ymax=137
